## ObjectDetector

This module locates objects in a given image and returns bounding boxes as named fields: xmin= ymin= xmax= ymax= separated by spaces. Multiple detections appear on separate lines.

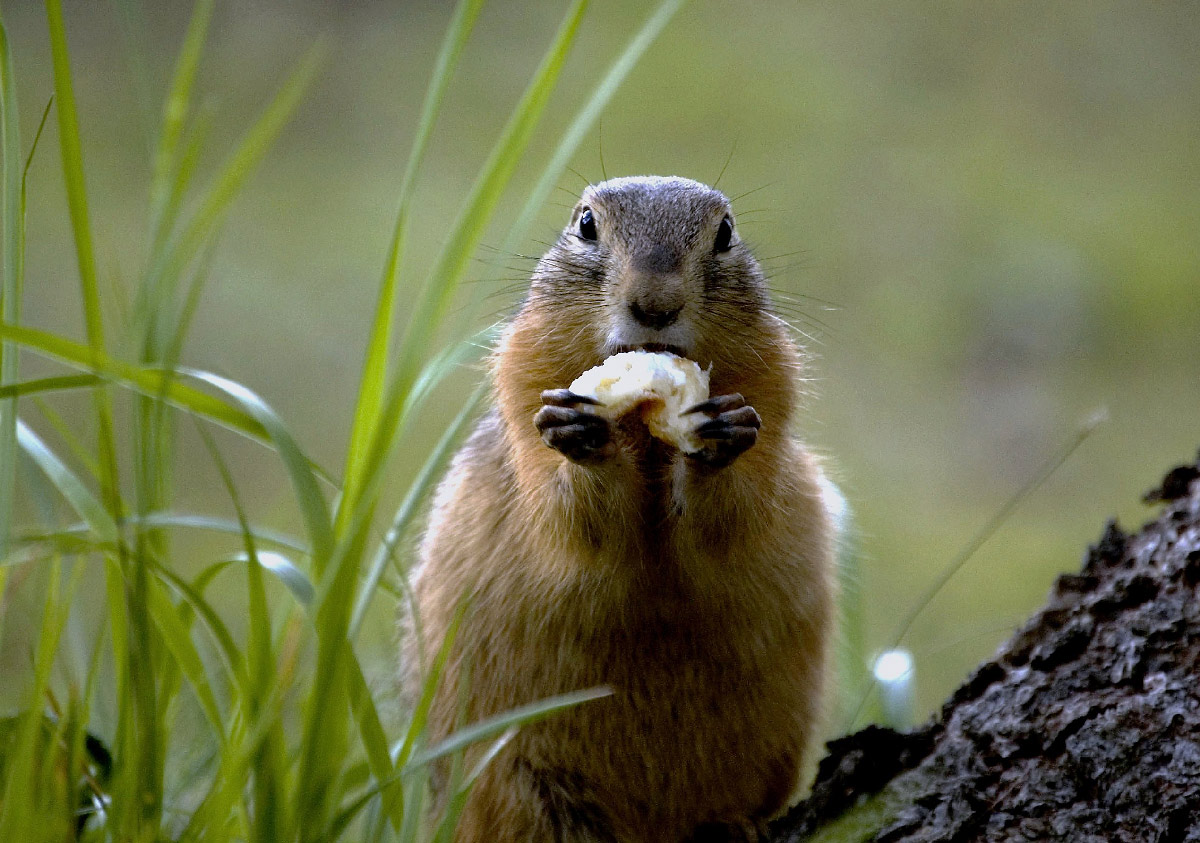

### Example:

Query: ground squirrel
xmin=406 ymin=176 xmax=836 ymax=841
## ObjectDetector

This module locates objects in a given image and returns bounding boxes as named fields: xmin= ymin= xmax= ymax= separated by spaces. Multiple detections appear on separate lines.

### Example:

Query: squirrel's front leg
xmin=532 ymin=389 xmax=633 ymax=546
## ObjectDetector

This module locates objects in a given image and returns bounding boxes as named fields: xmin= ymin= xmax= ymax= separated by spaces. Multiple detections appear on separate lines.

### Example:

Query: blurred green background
xmin=2 ymin=0 xmax=1198 ymax=724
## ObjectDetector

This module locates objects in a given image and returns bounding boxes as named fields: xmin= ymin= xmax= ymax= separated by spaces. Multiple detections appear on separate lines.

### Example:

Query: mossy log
xmin=769 ymin=453 xmax=1200 ymax=843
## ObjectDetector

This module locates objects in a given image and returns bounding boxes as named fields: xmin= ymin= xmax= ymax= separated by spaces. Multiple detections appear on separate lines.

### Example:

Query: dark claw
xmin=682 ymin=392 xmax=745 ymax=416
xmin=696 ymin=418 xmax=734 ymax=438
xmin=695 ymin=407 xmax=760 ymax=438
xmin=535 ymin=405 xmax=607 ymax=431
xmin=541 ymin=388 xmax=601 ymax=408
xmin=721 ymin=405 xmax=761 ymax=429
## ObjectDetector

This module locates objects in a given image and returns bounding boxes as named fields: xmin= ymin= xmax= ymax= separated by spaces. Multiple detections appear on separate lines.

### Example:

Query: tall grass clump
xmin=0 ymin=0 xmax=686 ymax=839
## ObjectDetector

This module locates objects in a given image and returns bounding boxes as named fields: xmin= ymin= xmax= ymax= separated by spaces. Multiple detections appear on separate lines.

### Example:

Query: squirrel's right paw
xmin=535 ymin=389 xmax=615 ymax=464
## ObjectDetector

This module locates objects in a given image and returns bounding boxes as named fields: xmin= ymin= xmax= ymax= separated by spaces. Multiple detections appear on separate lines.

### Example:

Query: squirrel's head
xmin=528 ymin=176 xmax=771 ymax=367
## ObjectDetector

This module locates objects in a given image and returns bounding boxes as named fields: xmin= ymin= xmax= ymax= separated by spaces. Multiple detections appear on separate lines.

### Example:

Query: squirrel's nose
xmin=629 ymin=300 xmax=681 ymax=329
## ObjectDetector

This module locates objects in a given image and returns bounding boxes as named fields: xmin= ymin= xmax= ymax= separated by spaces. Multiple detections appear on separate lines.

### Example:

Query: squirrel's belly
xmin=468 ymin=569 xmax=808 ymax=830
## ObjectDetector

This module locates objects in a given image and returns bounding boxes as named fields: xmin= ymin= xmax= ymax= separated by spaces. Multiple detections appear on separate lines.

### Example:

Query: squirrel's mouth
xmin=614 ymin=342 xmax=689 ymax=358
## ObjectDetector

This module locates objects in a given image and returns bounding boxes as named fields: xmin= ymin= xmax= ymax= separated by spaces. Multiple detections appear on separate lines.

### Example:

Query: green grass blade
xmin=504 ymin=0 xmax=686 ymax=251
xmin=5 ymin=531 xmax=111 ymax=567
xmin=0 ymin=552 xmax=87 ymax=839
xmin=138 ymin=44 xmax=323 ymax=360
xmin=151 ymin=101 xmax=214 ymax=277
xmin=197 ymin=419 xmax=290 ymax=843
xmin=462 ymin=727 xmax=515 ymax=790
xmin=131 ymin=512 xmax=308 ymax=555
xmin=343 ymin=1 xmax=589 ymax=580
xmin=23 ymin=98 xmax=53 ymax=187
xmin=44 ymin=0 xmax=105 ymax=353
xmin=0 ymin=320 xmax=265 ymax=437
xmin=337 ymin=0 xmax=485 ymax=539
xmin=182 ymin=368 xmax=333 ymax=567
xmin=0 ymin=321 xmax=312 ymax=456
xmin=405 ymin=686 xmax=612 ymax=771
xmin=158 ymin=235 xmax=218 ymax=398
xmin=72 ymin=616 xmax=111 ymax=833
xmin=44 ymin=0 xmax=122 ymax=522
xmin=296 ymin=650 xmax=351 ymax=838
xmin=395 ymin=0 xmax=485 ymax=212
xmin=16 ymin=420 xmax=118 ymax=544
xmin=429 ymin=746 xmax=467 ymax=843
xmin=428 ymin=729 xmax=516 ymax=843
xmin=0 ymin=560 xmax=62 ymax=839
xmin=144 ymin=573 xmax=227 ymax=739
xmin=398 ymin=325 xmax=495 ymax=436
xmin=326 ymin=337 xmax=488 ymax=629
xmin=295 ymin=524 xmax=374 ymax=836
xmin=303 ymin=3 xmax=594 ymax=811
xmin=14 ymin=514 xmax=305 ymax=560
xmin=133 ymin=241 xmax=220 ymax=568
xmin=326 ymin=779 xmax=394 ymax=841
xmin=0 ymin=372 xmax=102 ymax=399
xmin=152 ymin=562 xmax=247 ymax=695
xmin=228 ymin=549 xmax=314 ymax=605
xmin=391 ymin=0 xmax=589 ymax=390
xmin=100 ymin=555 xmax=135 ymax=834
xmin=247 ymin=605 xmax=289 ymax=843
xmin=33 ymin=395 xmax=101 ymax=480
xmin=147 ymin=0 xmax=214 ymax=253
xmin=176 ymin=726 xmax=256 ymax=843
xmin=335 ymin=215 xmax=405 ymax=540
xmin=0 ymin=15 xmax=23 ymax=572
xmin=394 ymin=602 xmax=466 ymax=771
xmin=329 ymin=724 xmax=515 ymax=840
xmin=296 ymin=349 xmax=487 ymax=836
xmin=172 ymin=44 xmax=322 ymax=275
xmin=344 ymin=644 xmax=403 ymax=832
xmin=350 ymin=377 xmax=486 ymax=639
xmin=332 ymin=731 xmax=518 ymax=843
xmin=397 ymin=775 xmax=427 ymax=843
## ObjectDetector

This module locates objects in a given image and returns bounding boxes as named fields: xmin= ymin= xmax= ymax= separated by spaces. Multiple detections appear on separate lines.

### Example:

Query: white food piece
xmin=568 ymin=351 xmax=710 ymax=452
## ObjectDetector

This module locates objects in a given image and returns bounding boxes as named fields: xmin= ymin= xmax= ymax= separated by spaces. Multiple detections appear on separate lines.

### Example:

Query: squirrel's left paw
xmin=682 ymin=393 xmax=760 ymax=469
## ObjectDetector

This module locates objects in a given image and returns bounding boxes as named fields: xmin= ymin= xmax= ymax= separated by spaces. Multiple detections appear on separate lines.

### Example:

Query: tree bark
xmin=769 ymin=453 xmax=1200 ymax=843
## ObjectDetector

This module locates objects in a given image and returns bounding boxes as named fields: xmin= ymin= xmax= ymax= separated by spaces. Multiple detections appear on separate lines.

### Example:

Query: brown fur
xmin=405 ymin=176 xmax=835 ymax=842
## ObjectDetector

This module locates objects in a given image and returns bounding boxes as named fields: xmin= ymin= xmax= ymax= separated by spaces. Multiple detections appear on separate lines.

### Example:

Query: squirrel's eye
xmin=578 ymin=208 xmax=598 ymax=241
xmin=713 ymin=216 xmax=734 ymax=253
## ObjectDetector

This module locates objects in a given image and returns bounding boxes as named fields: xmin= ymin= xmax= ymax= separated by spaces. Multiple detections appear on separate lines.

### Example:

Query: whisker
xmin=565 ymin=167 xmax=593 ymax=188
xmin=757 ymin=249 xmax=812 ymax=263
xmin=730 ymin=182 xmax=777 ymax=203
xmin=768 ymin=288 xmax=842 ymax=310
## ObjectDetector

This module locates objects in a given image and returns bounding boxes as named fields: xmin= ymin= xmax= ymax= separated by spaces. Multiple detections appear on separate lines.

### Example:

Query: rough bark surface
xmin=770 ymin=453 xmax=1200 ymax=843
